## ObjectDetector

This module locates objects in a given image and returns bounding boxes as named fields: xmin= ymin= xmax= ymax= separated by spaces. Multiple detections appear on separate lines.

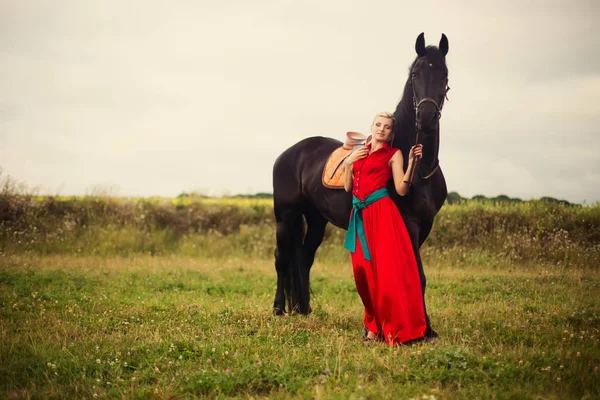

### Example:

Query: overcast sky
xmin=1 ymin=0 xmax=598 ymax=203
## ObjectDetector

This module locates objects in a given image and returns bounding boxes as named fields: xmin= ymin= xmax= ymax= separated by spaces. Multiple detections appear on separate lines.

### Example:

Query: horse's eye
xmin=411 ymin=73 xmax=416 ymax=78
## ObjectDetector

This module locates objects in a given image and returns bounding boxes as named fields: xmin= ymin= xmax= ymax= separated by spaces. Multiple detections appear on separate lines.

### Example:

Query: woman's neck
xmin=370 ymin=139 xmax=387 ymax=153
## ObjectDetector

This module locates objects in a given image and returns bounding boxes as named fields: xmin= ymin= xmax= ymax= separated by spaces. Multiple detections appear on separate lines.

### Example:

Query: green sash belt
xmin=344 ymin=187 xmax=389 ymax=261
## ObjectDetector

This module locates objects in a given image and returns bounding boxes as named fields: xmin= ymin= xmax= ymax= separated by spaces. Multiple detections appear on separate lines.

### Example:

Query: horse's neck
xmin=418 ymin=131 xmax=440 ymax=173
xmin=394 ymin=97 xmax=415 ymax=157
xmin=394 ymin=99 xmax=440 ymax=173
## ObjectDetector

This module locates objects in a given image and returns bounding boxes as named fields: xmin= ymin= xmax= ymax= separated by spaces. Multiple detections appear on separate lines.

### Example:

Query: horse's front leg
xmin=404 ymin=219 xmax=437 ymax=339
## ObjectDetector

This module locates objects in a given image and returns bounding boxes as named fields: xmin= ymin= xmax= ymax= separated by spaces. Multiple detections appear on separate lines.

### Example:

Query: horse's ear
xmin=415 ymin=32 xmax=426 ymax=57
xmin=439 ymin=33 xmax=449 ymax=56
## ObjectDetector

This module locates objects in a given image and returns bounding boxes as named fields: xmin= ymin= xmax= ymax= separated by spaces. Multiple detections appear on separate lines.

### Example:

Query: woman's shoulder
xmin=383 ymin=143 xmax=400 ymax=152
xmin=389 ymin=146 xmax=401 ymax=157
xmin=382 ymin=144 xmax=401 ymax=160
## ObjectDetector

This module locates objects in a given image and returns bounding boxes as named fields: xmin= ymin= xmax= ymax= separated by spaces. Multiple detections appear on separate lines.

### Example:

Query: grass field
xmin=1 ymin=253 xmax=599 ymax=399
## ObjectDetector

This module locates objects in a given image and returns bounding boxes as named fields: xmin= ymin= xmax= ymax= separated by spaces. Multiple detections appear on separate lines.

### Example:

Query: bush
xmin=1 ymin=183 xmax=598 ymax=266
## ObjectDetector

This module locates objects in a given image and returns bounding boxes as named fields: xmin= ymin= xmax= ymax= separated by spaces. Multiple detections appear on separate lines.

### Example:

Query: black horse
xmin=272 ymin=33 xmax=450 ymax=338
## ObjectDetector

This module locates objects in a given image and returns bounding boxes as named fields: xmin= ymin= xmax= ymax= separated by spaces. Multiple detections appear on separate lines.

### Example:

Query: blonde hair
xmin=373 ymin=111 xmax=395 ymax=126
xmin=372 ymin=112 xmax=395 ymax=143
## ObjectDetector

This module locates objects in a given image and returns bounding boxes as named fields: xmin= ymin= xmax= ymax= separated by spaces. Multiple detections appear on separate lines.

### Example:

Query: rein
xmin=407 ymin=58 xmax=450 ymax=185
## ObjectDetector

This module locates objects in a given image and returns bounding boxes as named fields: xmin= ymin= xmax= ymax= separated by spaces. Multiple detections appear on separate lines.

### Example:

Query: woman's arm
xmin=390 ymin=145 xmax=422 ymax=196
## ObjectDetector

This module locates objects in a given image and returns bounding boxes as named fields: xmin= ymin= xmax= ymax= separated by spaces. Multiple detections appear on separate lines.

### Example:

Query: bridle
xmin=408 ymin=57 xmax=450 ymax=184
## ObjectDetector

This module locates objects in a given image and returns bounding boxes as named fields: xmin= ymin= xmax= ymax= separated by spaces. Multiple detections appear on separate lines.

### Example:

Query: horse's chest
xmin=407 ymin=188 xmax=436 ymax=217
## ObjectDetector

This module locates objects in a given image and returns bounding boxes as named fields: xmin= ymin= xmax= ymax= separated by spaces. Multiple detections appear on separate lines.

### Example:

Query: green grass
xmin=1 ymin=253 xmax=599 ymax=399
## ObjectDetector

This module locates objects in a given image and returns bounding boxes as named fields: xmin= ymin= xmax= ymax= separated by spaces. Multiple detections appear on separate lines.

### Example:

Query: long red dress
xmin=349 ymin=143 xmax=426 ymax=345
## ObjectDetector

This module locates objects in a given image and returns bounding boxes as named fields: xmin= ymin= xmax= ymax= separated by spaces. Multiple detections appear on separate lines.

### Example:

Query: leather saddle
xmin=322 ymin=132 xmax=371 ymax=189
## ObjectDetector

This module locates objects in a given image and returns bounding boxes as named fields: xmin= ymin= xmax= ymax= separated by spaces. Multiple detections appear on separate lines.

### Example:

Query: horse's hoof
xmin=424 ymin=336 xmax=438 ymax=344
xmin=291 ymin=304 xmax=312 ymax=315
xmin=273 ymin=307 xmax=285 ymax=317
xmin=424 ymin=327 xmax=439 ymax=343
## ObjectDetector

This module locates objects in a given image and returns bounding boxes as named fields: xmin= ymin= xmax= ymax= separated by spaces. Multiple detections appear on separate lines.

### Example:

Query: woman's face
xmin=370 ymin=116 xmax=393 ymax=142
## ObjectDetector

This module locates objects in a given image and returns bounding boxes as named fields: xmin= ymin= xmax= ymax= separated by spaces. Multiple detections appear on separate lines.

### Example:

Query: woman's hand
xmin=345 ymin=147 xmax=369 ymax=167
xmin=408 ymin=144 xmax=423 ymax=163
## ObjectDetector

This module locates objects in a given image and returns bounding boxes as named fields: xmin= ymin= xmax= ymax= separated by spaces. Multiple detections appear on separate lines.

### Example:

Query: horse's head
xmin=410 ymin=33 xmax=449 ymax=135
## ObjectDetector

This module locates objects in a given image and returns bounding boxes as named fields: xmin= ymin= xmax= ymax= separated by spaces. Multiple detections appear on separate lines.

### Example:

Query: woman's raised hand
xmin=408 ymin=144 xmax=423 ymax=163
xmin=345 ymin=147 xmax=369 ymax=166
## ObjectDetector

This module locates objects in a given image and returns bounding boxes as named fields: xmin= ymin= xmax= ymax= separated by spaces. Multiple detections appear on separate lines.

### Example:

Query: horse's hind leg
xmin=273 ymin=205 xmax=299 ymax=316
xmin=301 ymin=206 xmax=328 ymax=313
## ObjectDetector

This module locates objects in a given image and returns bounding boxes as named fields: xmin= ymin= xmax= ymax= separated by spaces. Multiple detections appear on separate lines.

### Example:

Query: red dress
xmin=350 ymin=143 xmax=426 ymax=345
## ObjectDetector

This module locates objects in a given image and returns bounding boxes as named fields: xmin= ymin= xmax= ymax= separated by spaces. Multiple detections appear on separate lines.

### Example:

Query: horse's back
xmin=273 ymin=136 xmax=342 ymax=197
xmin=274 ymin=136 xmax=342 ymax=167
xmin=273 ymin=136 xmax=351 ymax=228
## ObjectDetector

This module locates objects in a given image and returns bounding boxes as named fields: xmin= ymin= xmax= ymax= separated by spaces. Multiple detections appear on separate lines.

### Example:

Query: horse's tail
xmin=285 ymin=213 xmax=310 ymax=314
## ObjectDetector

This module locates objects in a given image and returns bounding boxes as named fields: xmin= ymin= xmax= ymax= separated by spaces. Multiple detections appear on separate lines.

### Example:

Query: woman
xmin=343 ymin=111 xmax=426 ymax=345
